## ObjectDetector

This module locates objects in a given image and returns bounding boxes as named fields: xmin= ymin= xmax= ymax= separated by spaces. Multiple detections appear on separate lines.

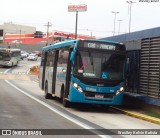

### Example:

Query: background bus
xmin=0 ymin=48 xmax=21 ymax=67
xmin=39 ymin=40 xmax=126 ymax=107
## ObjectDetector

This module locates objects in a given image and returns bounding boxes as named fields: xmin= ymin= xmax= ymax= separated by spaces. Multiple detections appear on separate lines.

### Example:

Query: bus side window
xmin=50 ymin=50 xmax=55 ymax=67
xmin=46 ymin=51 xmax=49 ymax=67
xmin=12 ymin=51 xmax=19 ymax=57
xmin=41 ymin=51 xmax=45 ymax=66
xmin=46 ymin=50 xmax=55 ymax=67
xmin=58 ymin=49 xmax=69 ymax=65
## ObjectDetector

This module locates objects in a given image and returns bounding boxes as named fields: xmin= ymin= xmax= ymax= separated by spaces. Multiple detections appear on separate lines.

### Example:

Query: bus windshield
xmin=73 ymin=50 xmax=126 ymax=80
xmin=0 ymin=52 xmax=11 ymax=61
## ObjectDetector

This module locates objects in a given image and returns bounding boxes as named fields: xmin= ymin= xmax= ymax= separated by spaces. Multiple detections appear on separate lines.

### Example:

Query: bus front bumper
xmin=69 ymin=85 xmax=123 ymax=105
xmin=0 ymin=61 xmax=12 ymax=66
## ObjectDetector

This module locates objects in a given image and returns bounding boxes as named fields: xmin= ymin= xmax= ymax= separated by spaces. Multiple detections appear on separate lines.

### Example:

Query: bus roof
xmin=42 ymin=39 xmax=123 ymax=51
xmin=42 ymin=40 xmax=78 ymax=51
xmin=92 ymin=39 xmax=122 ymax=45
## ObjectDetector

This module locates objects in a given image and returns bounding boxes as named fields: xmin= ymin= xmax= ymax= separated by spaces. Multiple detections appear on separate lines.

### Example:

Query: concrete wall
xmin=124 ymin=39 xmax=141 ymax=51
xmin=0 ymin=43 xmax=45 ymax=53
xmin=1 ymin=23 xmax=36 ymax=34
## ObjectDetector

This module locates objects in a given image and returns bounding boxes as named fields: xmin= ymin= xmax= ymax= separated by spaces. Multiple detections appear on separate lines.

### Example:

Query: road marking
xmin=111 ymin=106 xmax=160 ymax=125
xmin=5 ymin=80 xmax=111 ymax=138
xmin=1 ymin=72 xmax=27 ymax=75
xmin=4 ymin=65 xmax=111 ymax=138
xmin=3 ymin=69 xmax=110 ymax=137
xmin=26 ymin=69 xmax=30 ymax=75
xmin=4 ymin=69 xmax=11 ymax=74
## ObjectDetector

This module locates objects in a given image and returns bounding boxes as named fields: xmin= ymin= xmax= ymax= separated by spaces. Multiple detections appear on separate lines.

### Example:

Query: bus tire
xmin=61 ymin=88 xmax=70 ymax=108
xmin=45 ymin=82 xmax=52 ymax=99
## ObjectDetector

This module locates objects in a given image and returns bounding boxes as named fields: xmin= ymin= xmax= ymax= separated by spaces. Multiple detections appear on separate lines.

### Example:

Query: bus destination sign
xmin=83 ymin=42 xmax=116 ymax=50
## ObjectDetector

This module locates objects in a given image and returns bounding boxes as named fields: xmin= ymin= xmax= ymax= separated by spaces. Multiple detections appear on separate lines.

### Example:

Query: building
xmin=0 ymin=23 xmax=94 ymax=45
xmin=0 ymin=22 xmax=36 ymax=43
xmin=101 ymin=27 xmax=160 ymax=107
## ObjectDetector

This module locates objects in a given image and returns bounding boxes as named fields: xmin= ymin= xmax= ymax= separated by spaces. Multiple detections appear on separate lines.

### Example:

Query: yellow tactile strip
xmin=111 ymin=106 xmax=160 ymax=125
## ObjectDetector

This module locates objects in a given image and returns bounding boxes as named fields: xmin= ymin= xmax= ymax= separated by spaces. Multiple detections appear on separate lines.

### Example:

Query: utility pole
xmin=75 ymin=11 xmax=78 ymax=39
xmin=87 ymin=29 xmax=93 ymax=39
xmin=112 ymin=11 xmax=119 ymax=36
xmin=20 ymin=29 xmax=21 ymax=41
xmin=117 ymin=20 xmax=123 ymax=35
xmin=45 ymin=21 xmax=52 ymax=46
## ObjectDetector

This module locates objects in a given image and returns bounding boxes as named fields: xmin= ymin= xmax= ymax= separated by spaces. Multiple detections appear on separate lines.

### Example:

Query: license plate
xmin=95 ymin=94 xmax=104 ymax=99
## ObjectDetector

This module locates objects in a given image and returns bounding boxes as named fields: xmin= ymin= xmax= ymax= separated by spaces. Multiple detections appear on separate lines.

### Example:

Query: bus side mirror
xmin=70 ymin=51 xmax=76 ymax=66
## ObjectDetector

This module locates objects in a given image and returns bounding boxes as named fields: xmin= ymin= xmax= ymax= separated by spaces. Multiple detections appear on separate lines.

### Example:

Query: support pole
xmin=75 ymin=11 xmax=78 ymax=39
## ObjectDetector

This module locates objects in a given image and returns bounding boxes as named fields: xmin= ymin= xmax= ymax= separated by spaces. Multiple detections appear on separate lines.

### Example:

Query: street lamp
xmin=126 ymin=1 xmax=136 ymax=33
xmin=44 ymin=21 xmax=52 ymax=46
xmin=117 ymin=20 xmax=123 ymax=35
xmin=112 ymin=11 xmax=119 ymax=36
xmin=87 ymin=29 xmax=93 ymax=39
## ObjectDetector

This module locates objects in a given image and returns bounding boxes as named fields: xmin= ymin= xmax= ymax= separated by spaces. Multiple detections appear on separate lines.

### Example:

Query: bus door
xmin=45 ymin=50 xmax=56 ymax=95
xmin=40 ymin=51 xmax=47 ymax=90
xmin=51 ymin=50 xmax=58 ymax=96
xmin=65 ymin=48 xmax=73 ymax=96
xmin=55 ymin=48 xmax=70 ymax=98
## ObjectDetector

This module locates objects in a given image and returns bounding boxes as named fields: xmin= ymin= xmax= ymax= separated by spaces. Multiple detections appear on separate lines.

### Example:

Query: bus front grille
xmin=84 ymin=91 xmax=115 ymax=99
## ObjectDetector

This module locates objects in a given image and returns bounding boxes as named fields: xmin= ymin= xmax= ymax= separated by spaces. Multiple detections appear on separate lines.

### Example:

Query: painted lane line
xmin=5 ymin=80 xmax=111 ymax=138
xmin=26 ymin=69 xmax=30 ymax=75
xmin=4 ymin=68 xmax=110 ymax=137
xmin=4 ymin=68 xmax=11 ymax=74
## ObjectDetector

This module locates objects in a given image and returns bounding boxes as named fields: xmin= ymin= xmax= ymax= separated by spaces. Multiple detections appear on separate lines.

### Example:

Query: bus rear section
xmin=0 ymin=48 xmax=21 ymax=67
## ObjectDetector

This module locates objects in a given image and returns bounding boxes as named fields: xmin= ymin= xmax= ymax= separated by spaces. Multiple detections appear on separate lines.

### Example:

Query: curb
xmin=111 ymin=106 xmax=160 ymax=125
xmin=28 ymin=74 xmax=39 ymax=83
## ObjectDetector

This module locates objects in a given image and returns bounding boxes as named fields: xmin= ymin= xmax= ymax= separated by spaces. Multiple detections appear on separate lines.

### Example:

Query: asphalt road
xmin=0 ymin=58 xmax=159 ymax=138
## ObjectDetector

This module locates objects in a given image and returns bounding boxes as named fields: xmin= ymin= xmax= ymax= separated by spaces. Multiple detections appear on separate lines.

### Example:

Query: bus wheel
xmin=45 ymin=82 xmax=51 ymax=99
xmin=62 ymin=89 xmax=70 ymax=108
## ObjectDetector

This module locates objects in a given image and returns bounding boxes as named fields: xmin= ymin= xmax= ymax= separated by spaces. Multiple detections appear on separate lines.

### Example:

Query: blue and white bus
xmin=39 ymin=39 xmax=126 ymax=107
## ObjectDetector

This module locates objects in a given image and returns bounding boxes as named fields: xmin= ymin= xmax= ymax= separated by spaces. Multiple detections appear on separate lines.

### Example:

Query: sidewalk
xmin=28 ymin=74 xmax=39 ymax=82
xmin=111 ymin=106 xmax=160 ymax=125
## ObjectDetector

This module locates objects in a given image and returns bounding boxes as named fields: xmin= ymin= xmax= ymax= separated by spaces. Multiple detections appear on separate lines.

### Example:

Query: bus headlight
xmin=77 ymin=86 xmax=83 ymax=92
xmin=73 ymin=82 xmax=83 ymax=92
xmin=73 ymin=83 xmax=78 ymax=88
xmin=116 ymin=87 xmax=124 ymax=95
xmin=119 ymin=87 xmax=124 ymax=92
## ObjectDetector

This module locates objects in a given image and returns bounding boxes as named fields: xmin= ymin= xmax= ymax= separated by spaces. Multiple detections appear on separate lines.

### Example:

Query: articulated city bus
xmin=39 ymin=39 xmax=126 ymax=107
xmin=0 ymin=48 xmax=21 ymax=67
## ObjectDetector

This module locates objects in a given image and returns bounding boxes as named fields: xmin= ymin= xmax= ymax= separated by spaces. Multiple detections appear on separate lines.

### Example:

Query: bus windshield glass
xmin=0 ymin=51 xmax=11 ymax=61
xmin=73 ymin=50 xmax=125 ymax=80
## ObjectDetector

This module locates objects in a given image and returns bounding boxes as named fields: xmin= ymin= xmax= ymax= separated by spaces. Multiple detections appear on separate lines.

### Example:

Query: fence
xmin=139 ymin=37 xmax=160 ymax=98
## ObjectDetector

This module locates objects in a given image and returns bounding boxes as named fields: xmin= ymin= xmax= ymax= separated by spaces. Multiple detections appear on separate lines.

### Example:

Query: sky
xmin=1 ymin=0 xmax=160 ymax=38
